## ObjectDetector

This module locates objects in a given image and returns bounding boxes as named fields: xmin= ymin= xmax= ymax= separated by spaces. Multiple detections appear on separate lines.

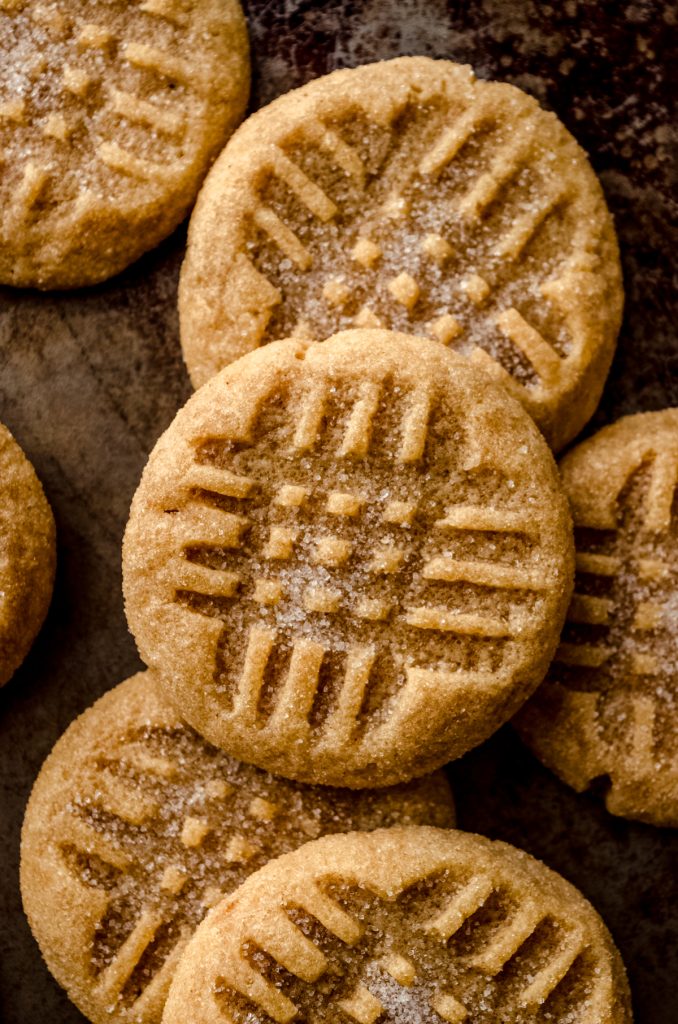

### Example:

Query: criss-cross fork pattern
xmin=56 ymin=727 xmax=298 ymax=1019
xmin=212 ymin=869 xmax=605 ymax=1023
xmin=0 ymin=0 xmax=211 ymax=229
xmin=553 ymin=449 xmax=678 ymax=781
xmin=165 ymin=379 xmax=552 ymax=738
xmin=236 ymin=89 xmax=587 ymax=403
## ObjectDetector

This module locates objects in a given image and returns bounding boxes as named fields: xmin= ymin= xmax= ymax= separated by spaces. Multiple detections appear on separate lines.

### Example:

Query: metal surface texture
xmin=0 ymin=2 xmax=675 ymax=1022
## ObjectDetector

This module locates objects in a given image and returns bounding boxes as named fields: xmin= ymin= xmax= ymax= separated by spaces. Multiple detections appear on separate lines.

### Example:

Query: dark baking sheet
xmin=1 ymin=2 xmax=676 ymax=1022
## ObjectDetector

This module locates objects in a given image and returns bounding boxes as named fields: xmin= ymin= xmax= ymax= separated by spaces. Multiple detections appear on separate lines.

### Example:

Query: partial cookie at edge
xmin=0 ymin=0 xmax=250 ymax=287
xmin=0 ymin=422 xmax=55 ymax=685
xmin=516 ymin=409 xmax=678 ymax=826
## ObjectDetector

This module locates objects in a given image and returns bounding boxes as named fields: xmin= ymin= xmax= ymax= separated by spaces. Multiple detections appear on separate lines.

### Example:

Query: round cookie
xmin=0 ymin=422 xmax=55 ymax=685
xmin=162 ymin=826 xmax=632 ymax=1024
xmin=179 ymin=55 xmax=623 ymax=451
xmin=0 ymin=0 xmax=249 ymax=288
xmin=123 ymin=329 xmax=574 ymax=787
xmin=516 ymin=409 xmax=678 ymax=827
xmin=20 ymin=671 xmax=454 ymax=1024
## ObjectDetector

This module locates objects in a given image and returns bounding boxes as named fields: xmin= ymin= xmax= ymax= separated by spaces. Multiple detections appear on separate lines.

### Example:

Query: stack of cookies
xmin=8 ymin=10 xmax=674 ymax=1023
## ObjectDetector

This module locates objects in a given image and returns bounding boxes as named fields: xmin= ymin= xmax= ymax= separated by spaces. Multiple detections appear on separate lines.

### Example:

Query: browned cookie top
xmin=180 ymin=56 xmax=622 ymax=450
xmin=123 ymin=329 xmax=573 ymax=787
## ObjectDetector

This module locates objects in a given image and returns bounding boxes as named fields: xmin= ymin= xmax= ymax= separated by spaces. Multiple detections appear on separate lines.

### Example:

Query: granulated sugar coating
xmin=179 ymin=56 xmax=623 ymax=451
xmin=0 ymin=421 xmax=55 ymax=686
xmin=162 ymin=827 xmax=632 ymax=1024
xmin=122 ymin=329 xmax=574 ymax=788
xmin=516 ymin=409 xmax=678 ymax=827
xmin=0 ymin=0 xmax=249 ymax=288
xmin=20 ymin=672 xmax=454 ymax=1024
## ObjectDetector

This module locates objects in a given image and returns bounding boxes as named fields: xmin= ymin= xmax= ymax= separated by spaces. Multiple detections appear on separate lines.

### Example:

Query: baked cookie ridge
xmin=516 ymin=408 xmax=678 ymax=827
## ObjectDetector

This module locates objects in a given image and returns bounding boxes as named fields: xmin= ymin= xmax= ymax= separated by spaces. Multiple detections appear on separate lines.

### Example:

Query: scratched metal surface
xmin=0 ymin=2 xmax=675 ymax=1022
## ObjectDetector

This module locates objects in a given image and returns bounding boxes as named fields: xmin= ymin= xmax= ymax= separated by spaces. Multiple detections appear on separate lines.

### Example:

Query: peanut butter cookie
xmin=21 ymin=671 xmax=454 ymax=1024
xmin=179 ymin=56 xmax=622 ymax=450
xmin=516 ymin=409 xmax=678 ymax=826
xmin=123 ymin=329 xmax=574 ymax=787
xmin=0 ymin=0 xmax=249 ymax=288
xmin=0 ymin=421 xmax=55 ymax=685
xmin=163 ymin=826 xmax=632 ymax=1024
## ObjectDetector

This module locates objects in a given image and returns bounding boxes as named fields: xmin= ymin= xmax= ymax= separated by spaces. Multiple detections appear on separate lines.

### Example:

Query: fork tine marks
xmin=457 ymin=135 xmax=532 ymax=221
xmin=60 ymin=814 xmax=132 ymax=872
xmin=234 ymin=626 xmax=278 ymax=723
xmin=339 ymin=382 xmax=382 ymax=458
xmin=575 ymin=552 xmax=620 ymax=577
xmin=174 ymin=506 xmax=249 ymax=550
xmin=123 ymin=42 xmax=207 ymax=94
xmin=171 ymin=558 xmax=241 ymax=599
xmin=292 ymin=381 xmax=327 ymax=451
xmin=183 ymin=464 xmax=256 ymax=500
xmin=110 ymin=88 xmax=186 ymax=137
xmin=231 ymin=960 xmax=299 ymax=1023
xmin=268 ymin=640 xmax=326 ymax=736
xmin=466 ymin=902 xmax=541 ymax=974
xmin=253 ymin=206 xmax=312 ymax=269
xmin=627 ymin=695 xmax=657 ymax=777
xmin=269 ymin=147 xmax=337 ymax=222
xmin=129 ymin=928 xmax=191 ymax=1019
xmin=95 ymin=771 xmax=158 ymax=825
xmin=419 ymin=107 xmax=485 ymax=176
xmin=293 ymin=883 xmax=363 ymax=945
xmin=493 ymin=191 xmax=564 ymax=260
xmin=139 ymin=0 xmax=190 ymax=26
xmin=404 ymin=606 xmax=512 ymax=638
xmin=424 ymin=875 xmax=495 ymax=941
xmin=95 ymin=906 xmax=166 ymax=1004
xmin=249 ymin=914 xmax=328 ymax=982
xmin=495 ymin=308 xmax=562 ymax=387
xmin=323 ymin=645 xmax=376 ymax=744
xmin=435 ymin=506 xmax=535 ymax=534
xmin=518 ymin=927 xmax=587 ymax=1008
xmin=398 ymin=386 xmax=432 ymax=463
xmin=554 ymin=642 xmax=612 ymax=668
xmin=5 ymin=162 xmax=49 ymax=231
xmin=567 ymin=594 xmax=613 ymax=626
xmin=97 ymin=141 xmax=175 ymax=183
xmin=315 ymin=125 xmax=366 ymax=185
xmin=422 ymin=555 xmax=545 ymax=590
